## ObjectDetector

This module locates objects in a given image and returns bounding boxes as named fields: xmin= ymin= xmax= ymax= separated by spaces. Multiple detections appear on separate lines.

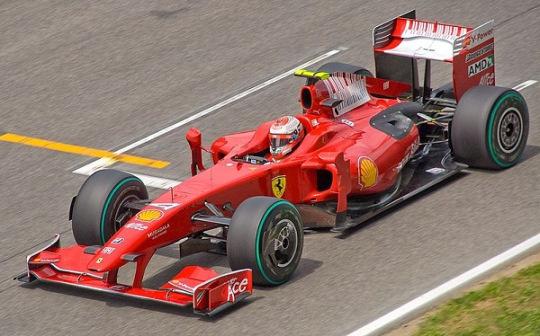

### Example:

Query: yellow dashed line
xmin=0 ymin=133 xmax=169 ymax=169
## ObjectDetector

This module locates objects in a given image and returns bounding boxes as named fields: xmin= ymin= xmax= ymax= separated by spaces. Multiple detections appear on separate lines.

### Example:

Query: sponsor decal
xmin=125 ymin=222 xmax=148 ymax=231
xmin=102 ymin=247 xmax=115 ymax=255
xmin=462 ymin=36 xmax=470 ymax=49
xmin=39 ymin=257 xmax=60 ymax=263
xmin=396 ymin=138 xmax=420 ymax=171
xmin=479 ymin=72 xmax=495 ymax=86
xmin=111 ymin=237 xmax=124 ymax=244
xmin=468 ymin=55 xmax=494 ymax=78
xmin=227 ymin=277 xmax=249 ymax=302
xmin=357 ymin=157 xmax=378 ymax=188
xmin=151 ymin=203 xmax=180 ymax=211
xmin=136 ymin=209 xmax=163 ymax=222
xmin=469 ymin=28 xmax=493 ymax=47
xmin=271 ymin=175 xmax=287 ymax=198
xmin=169 ymin=279 xmax=195 ymax=293
xmin=147 ymin=223 xmax=170 ymax=240
xmin=96 ymin=257 xmax=103 ymax=264
xmin=382 ymin=81 xmax=390 ymax=90
xmin=465 ymin=43 xmax=494 ymax=62
xmin=32 ymin=255 xmax=60 ymax=264
xmin=463 ymin=21 xmax=493 ymax=50
xmin=340 ymin=118 xmax=354 ymax=127
xmin=42 ymin=267 xmax=55 ymax=276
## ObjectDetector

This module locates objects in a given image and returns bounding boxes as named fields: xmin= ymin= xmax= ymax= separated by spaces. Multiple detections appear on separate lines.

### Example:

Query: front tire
xmin=227 ymin=197 xmax=304 ymax=286
xmin=451 ymin=86 xmax=528 ymax=169
xmin=71 ymin=169 xmax=148 ymax=245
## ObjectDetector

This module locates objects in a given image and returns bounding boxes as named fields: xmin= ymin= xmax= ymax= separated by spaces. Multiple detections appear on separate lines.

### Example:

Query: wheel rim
xmin=113 ymin=194 xmax=140 ymax=232
xmin=100 ymin=177 xmax=143 ymax=244
xmin=262 ymin=218 xmax=299 ymax=269
xmin=487 ymin=91 xmax=527 ymax=168
xmin=497 ymin=107 xmax=523 ymax=154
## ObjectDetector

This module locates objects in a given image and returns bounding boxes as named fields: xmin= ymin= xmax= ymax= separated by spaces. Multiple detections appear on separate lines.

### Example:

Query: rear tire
xmin=451 ymin=86 xmax=528 ymax=169
xmin=227 ymin=197 xmax=303 ymax=286
xmin=307 ymin=62 xmax=373 ymax=85
xmin=71 ymin=169 xmax=148 ymax=245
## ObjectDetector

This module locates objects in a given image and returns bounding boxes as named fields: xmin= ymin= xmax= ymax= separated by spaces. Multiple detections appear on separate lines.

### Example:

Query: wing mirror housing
xmin=186 ymin=128 xmax=206 ymax=176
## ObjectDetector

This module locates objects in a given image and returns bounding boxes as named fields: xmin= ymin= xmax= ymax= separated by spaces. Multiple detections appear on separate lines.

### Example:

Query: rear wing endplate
xmin=373 ymin=10 xmax=495 ymax=101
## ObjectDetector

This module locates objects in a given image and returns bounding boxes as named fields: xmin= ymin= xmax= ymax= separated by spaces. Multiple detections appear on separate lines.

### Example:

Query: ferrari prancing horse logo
xmin=271 ymin=175 xmax=287 ymax=198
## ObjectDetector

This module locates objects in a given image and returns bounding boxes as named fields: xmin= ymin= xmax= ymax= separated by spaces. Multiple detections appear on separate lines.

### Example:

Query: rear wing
xmin=373 ymin=10 xmax=495 ymax=101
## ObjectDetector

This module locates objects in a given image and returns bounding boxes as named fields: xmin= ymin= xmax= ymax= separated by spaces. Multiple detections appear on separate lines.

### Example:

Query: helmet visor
xmin=269 ymin=134 xmax=293 ymax=153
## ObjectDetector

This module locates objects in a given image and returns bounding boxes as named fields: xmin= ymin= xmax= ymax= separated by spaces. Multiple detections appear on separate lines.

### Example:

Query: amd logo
xmin=468 ymin=55 xmax=494 ymax=78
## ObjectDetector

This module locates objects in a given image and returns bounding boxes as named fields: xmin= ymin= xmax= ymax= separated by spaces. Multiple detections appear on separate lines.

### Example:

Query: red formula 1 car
xmin=18 ymin=10 xmax=529 ymax=315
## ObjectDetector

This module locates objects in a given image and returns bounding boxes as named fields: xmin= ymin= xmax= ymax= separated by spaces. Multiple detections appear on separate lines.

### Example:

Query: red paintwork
xmin=82 ymin=80 xmax=419 ymax=274
xmin=25 ymin=59 xmax=421 ymax=314
xmin=453 ymin=29 xmax=495 ymax=100
xmin=26 ymin=240 xmax=252 ymax=313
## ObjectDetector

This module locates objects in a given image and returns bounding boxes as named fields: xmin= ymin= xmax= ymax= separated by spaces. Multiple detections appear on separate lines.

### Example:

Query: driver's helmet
xmin=269 ymin=116 xmax=305 ymax=160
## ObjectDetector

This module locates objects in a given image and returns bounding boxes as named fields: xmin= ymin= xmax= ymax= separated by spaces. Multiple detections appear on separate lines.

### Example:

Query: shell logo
xmin=358 ymin=157 xmax=378 ymax=189
xmin=463 ymin=35 xmax=471 ymax=49
xmin=136 ymin=209 xmax=163 ymax=222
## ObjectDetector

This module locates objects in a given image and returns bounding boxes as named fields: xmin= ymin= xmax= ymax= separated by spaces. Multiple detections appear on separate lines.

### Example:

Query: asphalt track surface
xmin=1 ymin=1 xmax=539 ymax=335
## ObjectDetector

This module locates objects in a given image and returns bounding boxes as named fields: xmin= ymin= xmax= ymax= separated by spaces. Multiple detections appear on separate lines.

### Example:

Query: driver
xmin=269 ymin=116 xmax=305 ymax=160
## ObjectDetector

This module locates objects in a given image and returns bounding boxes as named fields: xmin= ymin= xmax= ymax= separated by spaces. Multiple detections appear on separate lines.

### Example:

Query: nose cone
xmin=87 ymin=246 xmax=123 ymax=272
xmin=86 ymin=209 xmax=175 ymax=272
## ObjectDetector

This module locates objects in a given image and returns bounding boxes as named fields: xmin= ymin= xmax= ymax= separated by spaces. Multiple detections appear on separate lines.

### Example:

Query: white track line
xmin=124 ymin=172 xmax=180 ymax=189
xmin=347 ymin=232 xmax=540 ymax=336
xmin=73 ymin=168 xmax=181 ymax=189
xmin=73 ymin=48 xmax=344 ymax=177
xmin=513 ymin=79 xmax=537 ymax=91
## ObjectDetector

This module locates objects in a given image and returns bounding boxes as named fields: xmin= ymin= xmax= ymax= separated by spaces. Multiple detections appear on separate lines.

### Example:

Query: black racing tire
xmin=71 ymin=169 xmax=148 ymax=246
xmin=306 ymin=62 xmax=373 ymax=85
xmin=227 ymin=196 xmax=303 ymax=286
xmin=451 ymin=86 xmax=529 ymax=170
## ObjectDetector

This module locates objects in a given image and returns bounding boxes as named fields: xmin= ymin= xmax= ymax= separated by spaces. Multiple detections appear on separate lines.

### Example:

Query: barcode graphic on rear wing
xmin=402 ymin=19 xmax=467 ymax=42
xmin=322 ymin=72 xmax=371 ymax=117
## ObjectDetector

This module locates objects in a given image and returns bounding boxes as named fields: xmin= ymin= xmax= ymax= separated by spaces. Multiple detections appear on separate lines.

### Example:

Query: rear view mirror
xmin=186 ymin=128 xmax=205 ymax=175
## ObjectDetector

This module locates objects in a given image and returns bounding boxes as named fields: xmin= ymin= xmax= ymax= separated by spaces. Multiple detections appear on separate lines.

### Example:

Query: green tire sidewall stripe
xmin=487 ymin=91 xmax=525 ymax=168
xmin=99 ymin=177 xmax=142 ymax=245
xmin=255 ymin=200 xmax=300 ymax=285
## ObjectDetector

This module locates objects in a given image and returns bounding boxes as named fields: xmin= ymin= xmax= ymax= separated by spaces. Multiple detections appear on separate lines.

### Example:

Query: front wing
xmin=15 ymin=235 xmax=252 ymax=316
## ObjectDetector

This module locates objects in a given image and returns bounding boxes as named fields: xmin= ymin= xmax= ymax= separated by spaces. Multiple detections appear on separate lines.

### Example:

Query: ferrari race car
xmin=17 ymin=10 xmax=529 ymax=315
